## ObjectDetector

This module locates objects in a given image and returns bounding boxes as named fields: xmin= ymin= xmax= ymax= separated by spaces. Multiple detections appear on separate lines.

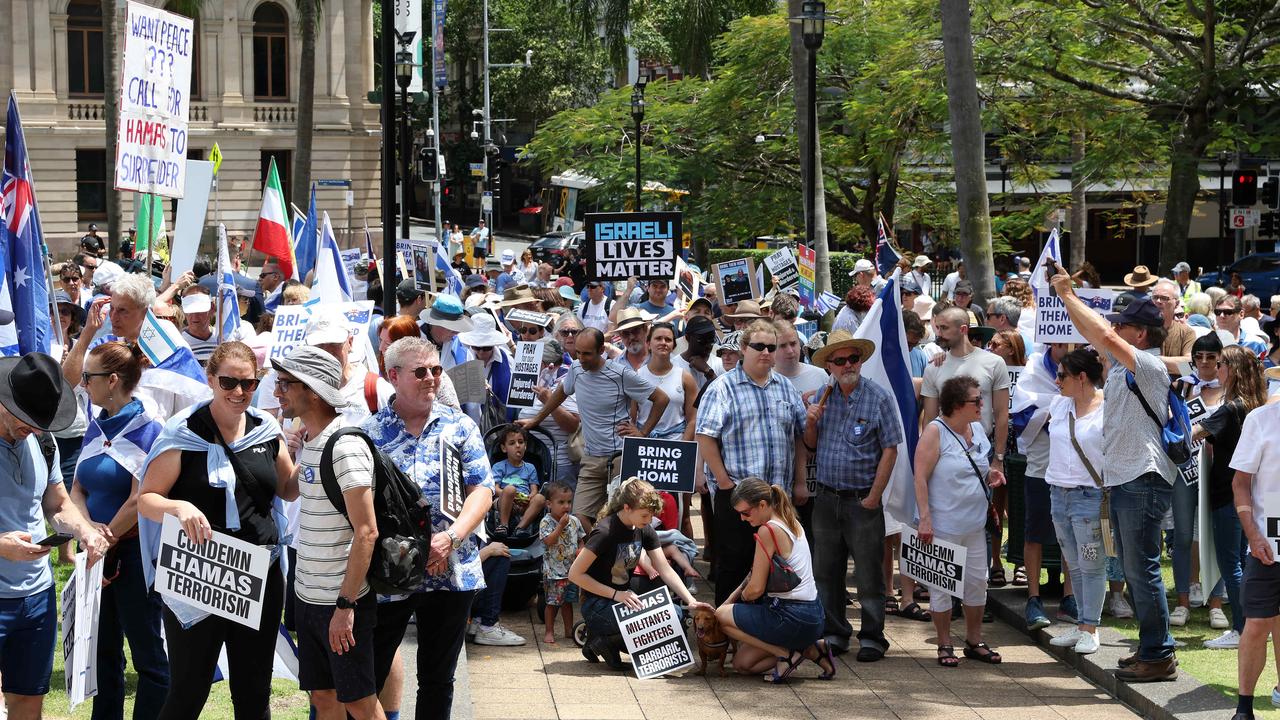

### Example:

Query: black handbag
xmin=754 ymin=523 xmax=802 ymax=593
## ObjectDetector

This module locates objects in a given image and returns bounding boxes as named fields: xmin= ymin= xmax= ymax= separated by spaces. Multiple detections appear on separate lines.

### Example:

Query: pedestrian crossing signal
xmin=1234 ymin=171 xmax=1258 ymax=206
xmin=1263 ymin=176 xmax=1279 ymax=209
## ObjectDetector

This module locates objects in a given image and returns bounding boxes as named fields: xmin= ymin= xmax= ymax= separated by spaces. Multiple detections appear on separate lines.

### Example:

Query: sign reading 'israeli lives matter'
xmin=154 ymin=514 xmax=272 ymax=629
xmin=116 ymin=1 xmax=194 ymax=198
xmin=584 ymin=212 xmax=682 ymax=281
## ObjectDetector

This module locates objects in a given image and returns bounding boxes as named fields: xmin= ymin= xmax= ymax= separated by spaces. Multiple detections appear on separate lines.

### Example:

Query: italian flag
xmin=251 ymin=158 xmax=296 ymax=279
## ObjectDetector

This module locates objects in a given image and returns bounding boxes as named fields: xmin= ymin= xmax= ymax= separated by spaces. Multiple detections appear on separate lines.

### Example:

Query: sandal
xmin=913 ymin=586 xmax=931 ymax=602
xmin=1012 ymin=566 xmax=1028 ymax=587
xmin=763 ymin=650 xmax=803 ymax=683
xmin=811 ymin=639 xmax=837 ymax=680
xmin=885 ymin=595 xmax=901 ymax=614
xmin=937 ymin=645 xmax=960 ymax=668
xmin=989 ymin=565 xmax=1008 ymax=588
xmin=963 ymin=641 xmax=1002 ymax=664
xmin=899 ymin=602 xmax=931 ymax=622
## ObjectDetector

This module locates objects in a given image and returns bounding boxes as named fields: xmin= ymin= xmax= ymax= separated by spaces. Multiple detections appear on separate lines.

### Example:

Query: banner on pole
xmin=797 ymin=244 xmax=816 ymax=308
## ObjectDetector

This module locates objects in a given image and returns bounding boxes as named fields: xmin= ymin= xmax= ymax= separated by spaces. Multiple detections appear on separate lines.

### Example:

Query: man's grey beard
xmin=627 ymin=341 xmax=646 ymax=355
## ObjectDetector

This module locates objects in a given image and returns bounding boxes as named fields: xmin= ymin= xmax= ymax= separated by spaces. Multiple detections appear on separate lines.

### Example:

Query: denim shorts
xmin=731 ymin=596 xmax=824 ymax=651
xmin=0 ymin=585 xmax=57 ymax=696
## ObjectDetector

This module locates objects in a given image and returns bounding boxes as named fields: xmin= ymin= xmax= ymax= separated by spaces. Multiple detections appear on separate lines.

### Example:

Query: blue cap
xmin=1105 ymin=297 xmax=1163 ymax=327
xmin=432 ymin=293 xmax=466 ymax=320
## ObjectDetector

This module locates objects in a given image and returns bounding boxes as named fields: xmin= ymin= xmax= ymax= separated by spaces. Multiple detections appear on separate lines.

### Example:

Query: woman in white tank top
xmin=715 ymin=478 xmax=834 ymax=683
xmin=629 ymin=322 xmax=698 ymax=441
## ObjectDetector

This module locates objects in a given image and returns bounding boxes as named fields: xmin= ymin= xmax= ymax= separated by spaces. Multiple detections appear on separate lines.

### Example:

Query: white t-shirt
xmin=579 ymin=297 xmax=611 ymax=333
xmin=1231 ymin=402 xmax=1280 ymax=541
xmin=921 ymin=348 xmax=1010 ymax=435
xmin=1045 ymin=395 xmax=1105 ymax=488
xmin=940 ymin=271 xmax=961 ymax=300
xmin=294 ymin=417 xmax=374 ymax=605
xmin=780 ymin=364 xmax=829 ymax=401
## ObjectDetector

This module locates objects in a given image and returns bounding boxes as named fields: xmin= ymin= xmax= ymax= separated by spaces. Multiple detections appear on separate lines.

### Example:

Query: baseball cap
xmin=92 ymin=261 xmax=125 ymax=290
xmin=850 ymin=259 xmax=875 ymax=276
xmin=305 ymin=307 xmax=354 ymax=346
xmin=1105 ymin=297 xmax=1163 ymax=327
xmin=396 ymin=278 xmax=424 ymax=303
xmin=181 ymin=293 xmax=212 ymax=314
xmin=954 ymin=280 xmax=974 ymax=296
xmin=464 ymin=273 xmax=487 ymax=289
xmin=501 ymin=249 xmax=515 ymax=266
xmin=900 ymin=279 xmax=922 ymax=295
xmin=1172 ymin=261 xmax=1191 ymax=274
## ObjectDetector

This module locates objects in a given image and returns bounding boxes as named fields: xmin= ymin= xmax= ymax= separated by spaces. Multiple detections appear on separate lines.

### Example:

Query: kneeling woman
xmin=716 ymin=478 xmax=832 ymax=683
xmin=568 ymin=479 xmax=708 ymax=670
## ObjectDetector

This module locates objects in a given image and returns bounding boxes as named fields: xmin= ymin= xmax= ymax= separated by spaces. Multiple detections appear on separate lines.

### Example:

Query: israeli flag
xmin=312 ymin=211 xmax=353 ymax=302
xmin=434 ymin=236 xmax=464 ymax=296
xmin=136 ymin=310 xmax=211 ymax=406
xmin=216 ymin=224 xmax=244 ymax=342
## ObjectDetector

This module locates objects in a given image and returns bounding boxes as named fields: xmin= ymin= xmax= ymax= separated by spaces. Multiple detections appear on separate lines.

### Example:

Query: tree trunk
xmin=1160 ymin=112 xmax=1212 ymax=274
xmin=103 ymin=0 xmax=121 ymax=259
xmin=1069 ymin=129 xmax=1087 ymax=270
xmin=939 ymin=0 xmax=995 ymax=305
xmin=787 ymin=0 xmax=830 ymax=296
xmin=293 ymin=0 xmax=318 ymax=214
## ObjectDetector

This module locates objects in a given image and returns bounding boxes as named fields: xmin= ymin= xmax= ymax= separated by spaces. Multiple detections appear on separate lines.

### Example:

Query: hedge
xmin=705 ymin=248 xmax=865 ymax=300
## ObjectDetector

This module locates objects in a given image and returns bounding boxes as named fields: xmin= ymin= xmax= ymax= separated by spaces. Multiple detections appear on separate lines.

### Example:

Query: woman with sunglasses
xmin=70 ymin=341 xmax=171 ymax=717
xmin=915 ymin=375 xmax=1005 ymax=668
xmin=138 ymin=341 xmax=297 ymax=720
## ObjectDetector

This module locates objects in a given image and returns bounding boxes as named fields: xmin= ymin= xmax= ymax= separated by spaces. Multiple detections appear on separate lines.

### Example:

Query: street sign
xmin=470 ymin=163 xmax=485 ymax=178
xmin=316 ymin=179 xmax=351 ymax=188
xmin=1230 ymin=207 xmax=1260 ymax=229
xmin=481 ymin=191 xmax=493 ymax=212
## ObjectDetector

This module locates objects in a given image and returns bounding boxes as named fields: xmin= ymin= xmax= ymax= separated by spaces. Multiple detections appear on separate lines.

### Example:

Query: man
xmin=260 ymin=259 xmax=286 ymax=311
xmin=0 ymin=353 xmax=108 ymax=720
xmin=180 ymin=288 xmax=217 ymax=365
xmin=1172 ymin=262 xmax=1201 ymax=307
xmin=495 ymin=250 xmax=520 ymax=294
xmin=803 ymin=331 xmax=899 ymax=662
xmin=634 ymin=278 xmax=675 ymax=318
xmin=721 ymin=300 xmax=766 ymax=331
xmin=1151 ymin=278 xmax=1196 ymax=372
xmin=679 ymin=315 xmax=719 ymax=395
xmin=1241 ymin=295 xmax=1270 ymax=352
xmin=577 ymin=280 xmax=613 ymax=333
xmin=940 ymin=260 xmax=966 ymax=300
xmin=519 ymin=328 xmax=667 ymax=528
xmin=850 ymin=258 xmax=885 ymax=292
xmin=360 ymin=337 xmax=495 ymax=715
xmin=120 ymin=227 xmax=137 ymax=261
xmin=396 ymin=280 xmax=428 ymax=320
xmin=274 ymin=347 xmax=384 ymax=720
xmin=1016 ymin=255 xmax=1032 ymax=281
xmin=909 ymin=255 xmax=933 ymax=299
xmin=79 ymin=223 xmax=105 ymax=258
xmin=921 ymin=308 xmax=1010 ymax=483
xmin=421 ymin=294 xmax=476 ymax=370
xmin=470 ymin=220 xmax=491 ymax=268
xmin=610 ymin=308 xmax=651 ymax=372
xmin=952 ymin=280 xmax=986 ymax=325
xmin=772 ymin=318 xmax=827 ymax=399
xmin=702 ymin=284 xmax=723 ymax=317
xmin=528 ymin=262 xmax=554 ymax=289
xmin=696 ymin=319 xmax=807 ymax=605
xmin=1049 ymin=263 xmax=1178 ymax=682
xmin=1217 ymin=295 xmax=1268 ymax=358
xmin=987 ymin=295 xmax=1032 ymax=355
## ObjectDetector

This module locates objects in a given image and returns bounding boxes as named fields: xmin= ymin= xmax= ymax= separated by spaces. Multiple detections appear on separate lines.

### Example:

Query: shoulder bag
xmin=753 ymin=523 xmax=802 ymax=594
xmin=935 ymin=419 xmax=1001 ymax=537
xmin=1067 ymin=411 xmax=1115 ymax=557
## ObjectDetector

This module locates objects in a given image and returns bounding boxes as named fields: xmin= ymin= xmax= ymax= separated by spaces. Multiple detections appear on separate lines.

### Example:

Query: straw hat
xmin=612 ymin=307 xmax=654 ymax=334
xmin=811 ymin=329 xmax=875 ymax=366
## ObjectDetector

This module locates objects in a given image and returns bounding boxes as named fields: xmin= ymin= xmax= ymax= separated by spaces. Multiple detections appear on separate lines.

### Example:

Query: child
xmin=538 ymin=482 xmax=584 ymax=644
xmin=493 ymin=424 xmax=546 ymax=535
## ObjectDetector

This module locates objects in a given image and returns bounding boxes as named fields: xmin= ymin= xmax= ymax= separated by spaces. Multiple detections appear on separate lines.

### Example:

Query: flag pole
xmin=41 ymin=241 xmax=63 ymax=349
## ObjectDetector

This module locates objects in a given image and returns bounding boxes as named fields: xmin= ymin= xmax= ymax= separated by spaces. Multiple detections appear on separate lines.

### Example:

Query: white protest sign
xmin=507 ymin=341 xmax=542 ymax=407
xmin=1180 ymin=396 xmax=1211 ymax=484
xmin=899 ymin=526 xmax=967 ymax=599
xmin=61 ymin=551 xmax=103 ymax=711
xmin=1033 ymin=288 xmax=1115 ymax=344
xmin=340 ymin=248 xmax=363 ymax=275
xmin=168 ymin=159 xmax=214 ymax=277
xmin=154 ymin=514 xmax=272 ymax=629
xmin=764 ymin=247 xmax=800 ymax=289
xmin=269 ymin=301 xmax=376 ymax=364
xmin=612 ymin=586 xmax=696 ymax=679
xmin=115 ymin=2 xmax=194 ymax=197
xmin=1006 ymin=366 xmax=1024 ymax=411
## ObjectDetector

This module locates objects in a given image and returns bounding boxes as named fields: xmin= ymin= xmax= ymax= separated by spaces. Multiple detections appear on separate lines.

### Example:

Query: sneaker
xmin=1210 ymin=607 xmax=1230 ymax=630
xmin=466 ymin=620 xmax=478 ymax=637
xmin=1074 ymin=630 xmax=1100 ymax=655
xmin=1025 ymin=597 xmax=1051 ymax=630
xmin=1050 ymin=628 xmax=1082 ymax=647
xmin=473 ymin=623 xmax=527 ymax=646
xmin=1205 ymin=629 xmax=1241 ymax=649
xmin=1189 ymin=582 xmax=1205 ymax=608
xmin=1057 ymin=595 xmax=1079 ymax=624
xmin=1169 ymin=605 xmax=1190 ymax=627
xmin=1108 ymin=593 xmax=1135 ymax=619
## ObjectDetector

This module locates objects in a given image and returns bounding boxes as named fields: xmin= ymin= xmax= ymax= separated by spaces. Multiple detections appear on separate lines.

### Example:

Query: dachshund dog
xmin=692 ymin=606 xmax=730 ymax=677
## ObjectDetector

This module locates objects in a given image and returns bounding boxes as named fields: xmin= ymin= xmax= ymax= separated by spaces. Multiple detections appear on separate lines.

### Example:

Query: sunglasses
xmin=736 ymin=506 xmax=755 ymax=519
xmin=473 ymin=346 xmax=494 ymax=352
xmin=558 ymin=328 xmax=580 ymax=337
xmin=962 ymin=396 xmax=984 ymax=406
xmin=398 ymin=365 xmax=444 ymax=380
xmin=1193 ymin=353 xmax=1219 ymax=362
xmin=745 ymin=342 xmax=777 ymax=353
xmin=1215 ymin=308 xmax=1238 ymax=316
xmin=518 ymin=326 xmax=544 ymax=336
xmin=61 ymin=275 xmax=80 ymax=282
xmin=216 ymin=376 xmax=260 ymax=392
xmin=81 ymin=371 xmax=113 ymax=384
xmin=828 ymin=354 xmax=861 ymax=367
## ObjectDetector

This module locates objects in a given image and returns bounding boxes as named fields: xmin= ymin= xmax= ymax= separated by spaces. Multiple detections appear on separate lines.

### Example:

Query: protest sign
xmin=168 ymin=159 xmax=214 ymax=277
xmin=620 ymin=437 xmax=699 ymax=494
xmin=396 ymin=239 xmax=414 ymax=270
xmin=612 ymin=586 xmax=696 ymax=679
xmin=1179 ymin=396 xmax=1211 ymax=484
xmin=340 ymin=248 xmax=363 ymax=276
xmin=505 ymin=309 xmax=553 ymax=330
xmin=155 ymin=514 xmax=271 ymax=629
xmin=584 ymin=212 xmax=682 ymax=281
xmin=899 ymin=526 xmax=967 ymax=599
xmin=764 ymin=247 xmax=800 ymax=290
xmin=412 ymin=243 xmax=434 ymax=290
xmin=507 ymin=341 xmax=542 ymax=408
xmin=269 ymin=301 xmax=375 ymax=364
xmin=1261 ymin=490 xmax=1280 ymax=556
xmin=115 ymin=2 xmax=194 ymax=197
xmin=797 ymin=244 xmax=816 ymax=308
xmin=446 ymin=360 xmax=488 ymax=406
xmin=1006 ymin=366 xmax=1024 ymax=411
xmin=713 ymin=258 xmax=759 ymax=306
xmin=440 ymin=438 xmax=465 ymax=522
xmin=1033 ymin=288 xmax=1115 ymax=344
xmin=61 ymin=551 xmax=103 ymax=711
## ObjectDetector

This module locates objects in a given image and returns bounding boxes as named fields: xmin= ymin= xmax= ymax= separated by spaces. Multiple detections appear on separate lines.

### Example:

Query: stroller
xmin=482 ymin=424 xmax=559 ymax=612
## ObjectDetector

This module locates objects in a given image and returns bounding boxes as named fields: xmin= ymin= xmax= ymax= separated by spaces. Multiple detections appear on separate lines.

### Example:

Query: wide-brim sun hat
xmin=457 ymin=313 xmax=509 ymax=347
xmin=811 ymin=329 xmax=875 ymax=366
xmin=612 ymin=307 xmax=654 ymax=334
xmin=497 ymin=284 xmax=539 ymax=308
xmin=724 ymin=299 xmax=765 ymax=321
xmin=1124 ymin=265 xmax=1159 ymax=288
xmin=420 ymin=294 xmax=475 ymax=333
xmin=0 ymin=353 xmax=76 ymax=432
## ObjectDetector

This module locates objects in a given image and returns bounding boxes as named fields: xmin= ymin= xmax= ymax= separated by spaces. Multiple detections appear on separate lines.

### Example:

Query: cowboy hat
xmin=724 ymin=299 xmax=765 ymax=321
xmin=1124 ymin=265 xmax=1159 ymax=288
xmin=612 ymin=307 xmax=654 ymax=334
xmin=457 ymin=312 xmax=510 ymax=348
xmin=496 ymin=284 xmax=539 ymax=308
xmin=812 ymin=329 xmax=875 ymax=366
xmin=420 ymin=294 xmax=475 ymax=334
xmin=0 ymin=353 xmax=76 ymax=432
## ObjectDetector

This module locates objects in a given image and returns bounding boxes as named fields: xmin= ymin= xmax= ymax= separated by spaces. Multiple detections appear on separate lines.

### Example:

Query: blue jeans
xmin=470 ymin=553 xmax=511 ymax=627
xmin=94 ymin=537 xmax=169 ymax=720
xmin=1211 ymin=503 xmax=1248 ymax=633
xmin=1110 ymin=473 xmax=1176 ymax=661
xmin=582 ymin=593 xmax=624 ymax=648
xmin=1170 ymin=475 xmax=1197 ymax=595
xmin=1049 ymin=486 xmax=1107 ymax=627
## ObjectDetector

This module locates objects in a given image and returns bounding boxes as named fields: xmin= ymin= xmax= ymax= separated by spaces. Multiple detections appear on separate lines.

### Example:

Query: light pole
xmin=1138 ymin=201 xmax=1148 ymax=266
xmin=379 ymin=4 xmax=397 ymax=315
xmin=631 ymin=75 xmax=647 ymax=212
xmin=479 ymin=0 xmax=532 ymax=232
xmin=1218 ymin=150 xmax=1230 ymax=251
xmin=800 ymin=0 xmax=825 ymax=250
xmin=395 ymin=41 xmax=416 ymax=249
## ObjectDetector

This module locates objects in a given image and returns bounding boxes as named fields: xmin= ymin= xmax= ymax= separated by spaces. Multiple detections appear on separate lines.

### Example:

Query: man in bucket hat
xmin=0 ymin=353 xmax=108 ymax=718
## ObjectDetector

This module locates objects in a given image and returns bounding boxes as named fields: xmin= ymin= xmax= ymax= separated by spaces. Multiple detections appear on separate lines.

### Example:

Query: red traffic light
xmin=1234 ymin=171 xmax=1259 ymax=205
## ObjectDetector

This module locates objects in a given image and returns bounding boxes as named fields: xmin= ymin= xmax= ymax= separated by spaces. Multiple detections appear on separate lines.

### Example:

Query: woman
xmin=378 ymin=315 xmax=424 ymax=376
xmin=70 ymin=341 xmax=171 ymax=718
xmin=138 ymin=342 xmax=296 ymax=720
xmin=517 ymin=249 xmax=539 ymax=285
xmin=568 ymin=479 xmax=708 ymax=670
xmin=915 ymin=375 xmax=1006 ymax=667
xmin=989 ymin=330 xmax=1027 ymax=369
xmin=631 ymin=323 xmax=698 ymax=443
xmin=1228 ymin=272 xmax=1246 ymax=298
xmin=985 ymin=328 xmax=1026 ymax=585
xmin=1044 ymin=349 xmax=1106 ymax=655
xmin=52 ymin=290 xmax=85 ymax=363
xmin=1180 ymin=334 xmax=1226 ymax=407
xmin=717 ymin=478 xmax=831 ymax=682
xmin=59 ymin=261 xmax=86 ymax=308
xmin=449 ymin=222 xmax=465 ymax=259
xmin=519 ymin=339 xmax=581 ymax=487
xmin=1071 ymin=262 xmax=1101 ymax=289
xmin=1194 ymin=345 xmax=1268 ymax=649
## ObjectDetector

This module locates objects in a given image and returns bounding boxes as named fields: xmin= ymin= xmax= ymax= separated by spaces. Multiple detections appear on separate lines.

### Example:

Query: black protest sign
xmin=1180 ymin=396 xmax=1210 ymax=484
xmin=620 ymin=437 xmax=699 ymax=493
xmin=506 ymin=341 xmax=542 ymax=408
xmin=584 ymin=212 xmax=682 ymax=281
xmin=440 ymin=438 xmax=465 ymax=522
xmin=611 ymin=586 xmax=696 ymax=679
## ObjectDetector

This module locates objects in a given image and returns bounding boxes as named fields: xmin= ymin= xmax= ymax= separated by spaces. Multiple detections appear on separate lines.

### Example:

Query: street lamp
xmin=800 ymin=0 xmax=825 ymax=249
xmin=631 ymin=75 xmax=648 ymax=212
xmin=395 ymin=41 xmax=416 ymax=251
xmin=1218 ymin=150 xmax=1231 ymax=250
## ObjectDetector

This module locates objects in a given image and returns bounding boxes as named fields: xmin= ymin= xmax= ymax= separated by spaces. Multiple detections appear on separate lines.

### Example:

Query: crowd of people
xmin=3 ymin=241 xmax=1280 ymax=720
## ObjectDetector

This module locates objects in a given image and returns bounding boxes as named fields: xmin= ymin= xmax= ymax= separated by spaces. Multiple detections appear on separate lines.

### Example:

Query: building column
xmin=50 ymin=13 xmax=69 ymax=100
xmin=30 ymin=0 xmax=57 ymax=98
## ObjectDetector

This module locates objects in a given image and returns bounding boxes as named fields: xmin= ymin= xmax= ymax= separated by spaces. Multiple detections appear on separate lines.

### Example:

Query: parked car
xmin=1198 ymin=252 xmax=1280 ymax=308
xmin=528 ymin=231 xmax=583 ymax=268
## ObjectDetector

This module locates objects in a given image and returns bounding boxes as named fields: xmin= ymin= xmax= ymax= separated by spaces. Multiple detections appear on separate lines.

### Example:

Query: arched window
xmin=163 ymin=2 xmax=201 ymax=100
xmin=252 ymin=3 xmax=289 ymax=100
xmin=67 ymin=0 xmax=104 ymax=97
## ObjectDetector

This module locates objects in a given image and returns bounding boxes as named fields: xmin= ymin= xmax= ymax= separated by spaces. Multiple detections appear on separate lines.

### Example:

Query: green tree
xmin=103 ymin=0 xmax=121 ymax=257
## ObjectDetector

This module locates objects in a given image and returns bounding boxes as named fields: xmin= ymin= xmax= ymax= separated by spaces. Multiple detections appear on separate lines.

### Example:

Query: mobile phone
xmin=1043 ymin=257 xmax=1059 ymax=297
xmin=37 ymin=533 xmax=73 ymax=547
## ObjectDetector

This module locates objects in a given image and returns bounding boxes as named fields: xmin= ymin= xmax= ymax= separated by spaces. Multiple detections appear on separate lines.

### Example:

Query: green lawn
xmin=43 ymin=560 xmax=311 ymax=720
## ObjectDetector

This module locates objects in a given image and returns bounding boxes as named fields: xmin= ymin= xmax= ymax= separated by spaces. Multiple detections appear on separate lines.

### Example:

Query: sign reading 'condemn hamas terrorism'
xmin=585 ymin=212 xmax=682 ymax=281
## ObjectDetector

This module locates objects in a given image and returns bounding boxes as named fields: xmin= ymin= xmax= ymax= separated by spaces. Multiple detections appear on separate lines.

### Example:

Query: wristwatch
xmin=994 ymin=453 xmax=1005 ymax=462
xmin=446 ymin=528 xmax=463 ymax=550
xmin=336 ymin=595 xmax=356 ymax=610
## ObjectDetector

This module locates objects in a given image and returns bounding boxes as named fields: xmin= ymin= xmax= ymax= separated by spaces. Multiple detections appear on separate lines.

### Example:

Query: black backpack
xmin=319 ymin=427 xmax=434 ymax=595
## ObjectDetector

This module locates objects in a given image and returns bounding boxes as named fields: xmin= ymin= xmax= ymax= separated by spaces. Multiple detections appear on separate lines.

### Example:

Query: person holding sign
xmin=914 ymin=376 xmax=1006 ymax=668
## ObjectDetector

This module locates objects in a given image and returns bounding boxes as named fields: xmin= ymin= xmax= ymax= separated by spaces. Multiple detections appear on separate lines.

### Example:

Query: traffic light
xmin=1234 ymin=170 xmax=1259 ymax=206
xmin=1264 ymin=176 xmax=1279 ymax=209
xmin=417 ymin=147 xmax=436 ymax=183
xmin=1262 ymin=212 xmax=1278 ymax=237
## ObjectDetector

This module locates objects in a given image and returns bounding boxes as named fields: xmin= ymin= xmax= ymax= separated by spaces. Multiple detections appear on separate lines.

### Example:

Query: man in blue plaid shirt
xmin=802 ymin=330 xmax=901 ymax=662
xmin=696 ymin=319 xmax=807 ymax=605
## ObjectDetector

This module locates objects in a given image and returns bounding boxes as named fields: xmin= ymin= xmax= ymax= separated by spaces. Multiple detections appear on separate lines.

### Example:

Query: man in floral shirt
xmin=360 ymin=337 xmax=495 ymax=715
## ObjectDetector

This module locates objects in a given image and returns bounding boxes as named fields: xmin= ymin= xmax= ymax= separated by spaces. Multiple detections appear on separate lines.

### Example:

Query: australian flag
xmin=1 ymin=94 xmax=51 ymax=356
xmin=875 ymin=216 xmax=901 ymax=277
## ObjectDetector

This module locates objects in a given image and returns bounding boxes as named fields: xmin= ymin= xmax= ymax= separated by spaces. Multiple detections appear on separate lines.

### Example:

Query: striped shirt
xmin=295 ymin=417 xmax=374 ymax=605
